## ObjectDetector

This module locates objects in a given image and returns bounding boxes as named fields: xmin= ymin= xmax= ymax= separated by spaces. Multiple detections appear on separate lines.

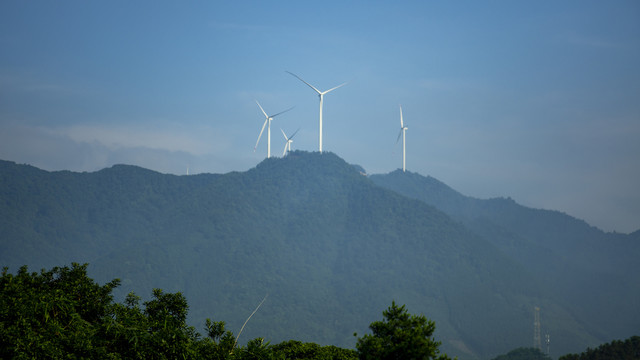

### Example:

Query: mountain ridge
xmin=1 ymin=154 xmax=637 ymax=359
xmin=370 ymin=168 xmax=640 ymax=347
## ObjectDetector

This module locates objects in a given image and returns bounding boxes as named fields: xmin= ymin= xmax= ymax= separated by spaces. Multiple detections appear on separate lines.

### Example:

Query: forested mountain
xmin=370 ymin=170 xmax=640 ymax=353
xmin=1 ymin=153 xmax=637 ymax=359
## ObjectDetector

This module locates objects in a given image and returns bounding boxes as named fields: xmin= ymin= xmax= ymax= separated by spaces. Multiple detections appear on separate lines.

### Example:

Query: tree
xmin=355 ymin=301 xmax=453 ymax=360
xmin=490 ymin=347 xmax=551 ymax=360
xmin=2 ymin=263 xmax=390 ymax=359
xmin=270 ymin=340 xmax=357 ymax=360
xmin=558 ymin=336 xmax=640 ymax=360
xmin=0 ymin=263 xmax=120 ymax=359
xmin=0 ymin=264 xmax=238 ymax=359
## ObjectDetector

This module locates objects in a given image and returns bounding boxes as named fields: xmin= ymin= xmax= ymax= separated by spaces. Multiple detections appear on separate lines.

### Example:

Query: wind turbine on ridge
xmin=286 ymin=71 xmax=346 ymax=153
xmin=254 ymin=101 xmax=294 ymax=158
xmin=281 ymin=128 xmax=300 ymax=157
xmin=396 ymin=105 xmax=408 ymax=172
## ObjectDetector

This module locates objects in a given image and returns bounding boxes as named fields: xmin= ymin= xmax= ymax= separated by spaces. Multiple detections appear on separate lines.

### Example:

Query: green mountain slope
xmin=0 ymin=154 xmax=615 ymax=359
xmin=370 ymin=169 xmax=640 ymax=351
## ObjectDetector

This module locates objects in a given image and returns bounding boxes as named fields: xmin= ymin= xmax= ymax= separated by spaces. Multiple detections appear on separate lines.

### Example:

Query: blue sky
xmin=1 ymin=1 xmax=639 ymax=233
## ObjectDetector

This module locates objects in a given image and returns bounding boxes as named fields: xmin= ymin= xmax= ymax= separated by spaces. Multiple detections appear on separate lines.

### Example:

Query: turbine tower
xmin=253 ymin=101 xmax=293 ymax=158
xmin=281 ymin=128 xmax=300 ymax=157
xmin=286 ymin=71 xmax=346 ymax=153
xmin=396 ymin=105 xmax=408 ymax=172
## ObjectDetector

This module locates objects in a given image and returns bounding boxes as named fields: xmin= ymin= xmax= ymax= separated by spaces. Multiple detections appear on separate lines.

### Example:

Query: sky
xmin=1 ymin=1 xmax=639 ymax=233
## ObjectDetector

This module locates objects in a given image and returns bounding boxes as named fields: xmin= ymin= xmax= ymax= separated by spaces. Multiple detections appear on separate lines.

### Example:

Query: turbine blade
xmin=254 ymin=119 xmax=268 ymax=150
xmin=399 ymin=105 xmax=404 ymax=128
xmin=289 ymin=128 xmax=300 ymax=139
xmin=271 ymin=106 xmax=294 ymax=118
xmin=281 ymin=128 xmax=288 ymax=140
xmin=286 ymin=71 xmax=322 ymax=94
xmin=282 ymin=142 xmax=288 ymax=157
xmin=396 ymin=129 xmax=403 ymax=144
xmin=323 ymin=82 xmax=347 ymax=94
xmin=255 ymin=100 xmax=268 ymax=118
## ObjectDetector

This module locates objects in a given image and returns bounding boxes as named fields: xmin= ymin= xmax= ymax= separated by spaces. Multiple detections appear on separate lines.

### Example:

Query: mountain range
xmin=1 ymin=152 xmax=638 ymax=359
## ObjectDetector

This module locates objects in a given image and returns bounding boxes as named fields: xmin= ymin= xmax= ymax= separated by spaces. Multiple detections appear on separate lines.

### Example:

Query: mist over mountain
xmin=1 ymin=153 xmax=638 ymax=359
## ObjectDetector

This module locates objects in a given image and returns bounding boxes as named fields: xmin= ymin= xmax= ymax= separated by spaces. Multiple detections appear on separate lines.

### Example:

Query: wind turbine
xmin=286 ymin=71 xmax=346 ymax=153
xmin=396 ymin=105 xmax=408 ymax=172
xmin=281 ymin=128 xmax=300 ymax=157
xmin=254 ymin=101 xmax=294 ymax=158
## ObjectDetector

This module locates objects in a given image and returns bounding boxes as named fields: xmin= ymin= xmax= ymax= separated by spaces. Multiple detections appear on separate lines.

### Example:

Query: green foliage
xmin=203 ymin=318 xmax=236 ymax=359
xmin=558 ymin=336 xmax=640 ymax=360
xmin=356 ymin=301 xmax=452 ymax=360
xmin=0 ymin=264 xmax=227 ymax=359
xmin=490 ymin=347 xmax=551 ymax=360
xmin=0 ymin=263 xmax=361 ymax=359
xmin=0 ymin=263 xmax=120 ymax=359
xmin=270 ymin=340 xmax=357 ymax=359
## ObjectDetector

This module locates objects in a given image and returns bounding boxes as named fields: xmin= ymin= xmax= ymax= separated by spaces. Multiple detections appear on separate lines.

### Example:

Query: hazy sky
xmin=1 ymin=1 xmax=639 ymax=233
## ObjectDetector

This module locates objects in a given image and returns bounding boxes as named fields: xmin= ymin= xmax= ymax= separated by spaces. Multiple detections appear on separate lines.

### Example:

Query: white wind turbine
xmin=280 ymin=128 xmax=300 ymax=157
xmin=254 ymin=101 xmax=294 ymax=158
xmin=396 ymin=105 xmax=408 ymax=172
xmin=286 ymin=71 xmax=346 ymax=153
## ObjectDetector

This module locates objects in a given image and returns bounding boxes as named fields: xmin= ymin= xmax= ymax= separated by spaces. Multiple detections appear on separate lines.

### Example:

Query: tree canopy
xmin=558 ymin=336 xmax=640 ymax=360
xmin=0 ymin=263 xmax=359 ymax=359
xmin=6 ymin=262 xmax=632 ymax=360
xmin=490 ymin=347 xmax=551 ymax=360
xmin=0 ymin=263 xmax=229 ymax=359
xmin=355 ymin=301 xmax=452 ymax=360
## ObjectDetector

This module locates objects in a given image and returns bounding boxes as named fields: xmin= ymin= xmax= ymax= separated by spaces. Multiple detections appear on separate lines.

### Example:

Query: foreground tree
xmin=356 ymin=301 xmax=453 ymax=360
xmin=271 ymin=340 xmax=357 ymax=359
xmin=0 ymin=263 xmax=360 ymax=359
xmin=0 ymin=264 xmax=237 ymax=359
xmin=0 ymin=263 xmax=120 ymax=358
xmin=490 ymin=347 xmax=551 ymax=360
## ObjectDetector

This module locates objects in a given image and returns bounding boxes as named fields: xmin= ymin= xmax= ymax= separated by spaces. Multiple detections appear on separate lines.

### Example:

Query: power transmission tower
xmin=534 ymin=306 xmax=542 ymax=350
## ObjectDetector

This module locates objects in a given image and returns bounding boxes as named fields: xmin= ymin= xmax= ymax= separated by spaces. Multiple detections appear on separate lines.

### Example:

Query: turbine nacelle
xmin=286 ymin=71 xmax=346 ymax=153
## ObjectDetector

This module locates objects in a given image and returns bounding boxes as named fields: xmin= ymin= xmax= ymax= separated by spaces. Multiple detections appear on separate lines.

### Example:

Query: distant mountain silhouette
xmin=1 ymin=153 xmax=637 ymax=359
xmin=371 ymin=169 xmax=640 ymax=349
